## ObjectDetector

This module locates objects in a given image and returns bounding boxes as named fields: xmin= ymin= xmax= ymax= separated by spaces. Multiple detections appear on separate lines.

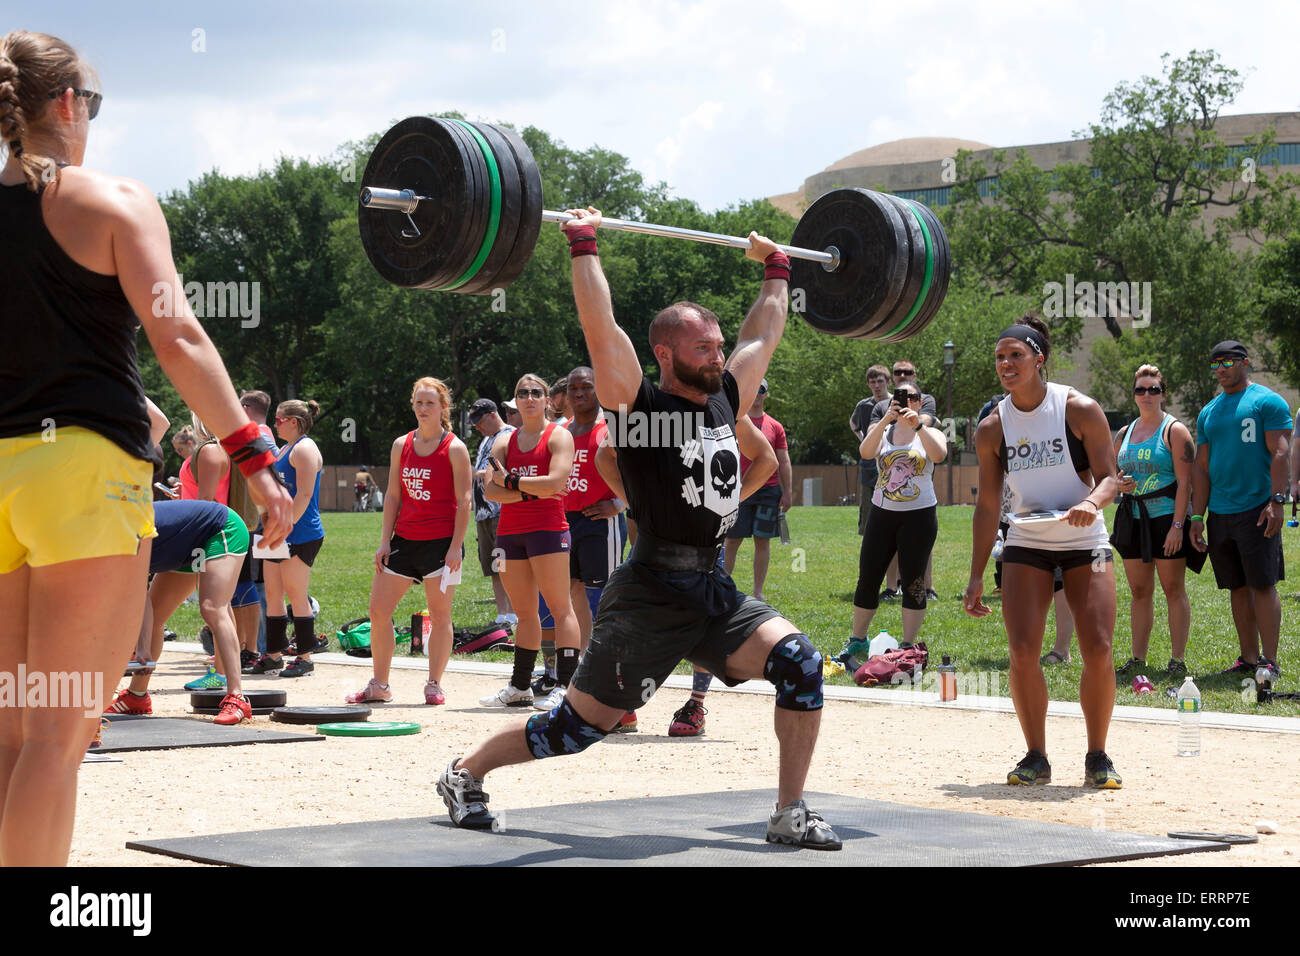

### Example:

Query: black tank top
xmin=606 ymin=371 xmax=743 ymax=548
xmin=0 ymin=181 xmax=151 ymax=461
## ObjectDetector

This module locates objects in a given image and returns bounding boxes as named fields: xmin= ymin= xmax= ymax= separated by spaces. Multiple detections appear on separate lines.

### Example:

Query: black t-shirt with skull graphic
xmin=607 ymin=372 xmax=742 ymax=549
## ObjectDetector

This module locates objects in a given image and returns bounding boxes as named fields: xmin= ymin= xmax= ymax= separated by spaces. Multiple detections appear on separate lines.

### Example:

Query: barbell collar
xmin=360 ymin=187 xmax=428 ymax=214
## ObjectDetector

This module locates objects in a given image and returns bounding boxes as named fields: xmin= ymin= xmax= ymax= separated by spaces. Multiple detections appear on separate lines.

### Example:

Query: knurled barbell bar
xmin=356 ymin=115 xmax=950 ymax=339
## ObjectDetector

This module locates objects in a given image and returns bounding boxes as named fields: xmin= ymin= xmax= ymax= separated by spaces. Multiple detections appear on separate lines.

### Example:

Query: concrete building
xmin=770 ymin=113 xmax=1300 ymax=416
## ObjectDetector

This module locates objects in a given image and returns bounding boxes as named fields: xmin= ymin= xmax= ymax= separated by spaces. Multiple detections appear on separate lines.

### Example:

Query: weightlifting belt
xmin=629 ymin=529 xmax=721 ymax=572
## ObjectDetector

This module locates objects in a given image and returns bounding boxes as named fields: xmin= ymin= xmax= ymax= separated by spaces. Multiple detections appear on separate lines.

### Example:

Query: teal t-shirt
xmin=1195 ymin=383 xmax=1292 ymax=514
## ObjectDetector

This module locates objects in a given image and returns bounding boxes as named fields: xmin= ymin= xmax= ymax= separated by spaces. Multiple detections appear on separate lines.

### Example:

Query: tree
xmin=1257 ymin=230 xmax=1300 ymax=389
xmin=945 ymin=50 xmax=1298 ymax=408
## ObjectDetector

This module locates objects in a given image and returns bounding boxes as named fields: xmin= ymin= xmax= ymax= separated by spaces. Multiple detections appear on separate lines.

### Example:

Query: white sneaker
xmin=532 ymin=684 xmax=566 ymax=711
xmin=479 ymin=683 xmax=533 ymax=708
xmin=436 ymin=759 xmax=495 ymax=829
xmin=502 ymin=613 xmax=519 ymax=627
xmin=766 ymin=800 xmax=842 ymax=850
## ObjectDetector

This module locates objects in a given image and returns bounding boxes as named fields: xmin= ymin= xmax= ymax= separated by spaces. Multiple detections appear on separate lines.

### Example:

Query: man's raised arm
xmin=726 ymin=233 xmax=789 ymax=410
xmin=561 ymin=207 xmax=641 ymax=411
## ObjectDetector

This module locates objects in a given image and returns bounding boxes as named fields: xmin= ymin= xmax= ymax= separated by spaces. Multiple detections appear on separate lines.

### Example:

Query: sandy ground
xmin=73 ymin=655 xmax=1297 ymax=867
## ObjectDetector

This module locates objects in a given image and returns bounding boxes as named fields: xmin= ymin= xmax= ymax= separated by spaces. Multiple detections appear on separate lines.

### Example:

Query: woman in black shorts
xmin=1110 ymin=364 xmax=1201 ymax=681
xmin=347 ymin=377 xmax=471 ymax=706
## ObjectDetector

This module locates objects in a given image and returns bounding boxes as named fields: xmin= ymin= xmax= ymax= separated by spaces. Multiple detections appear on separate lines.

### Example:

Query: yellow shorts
xmin=0 ymin=426 xmax=157 ymax=573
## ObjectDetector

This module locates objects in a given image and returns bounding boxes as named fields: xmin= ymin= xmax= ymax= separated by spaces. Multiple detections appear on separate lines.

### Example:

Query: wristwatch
xmin=1271 ymin=493 xmax=1286 ymax=504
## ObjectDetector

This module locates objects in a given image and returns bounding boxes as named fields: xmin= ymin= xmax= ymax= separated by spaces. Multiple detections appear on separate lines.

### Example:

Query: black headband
xmin=998 ymin=325 xmax=1046 ymax=357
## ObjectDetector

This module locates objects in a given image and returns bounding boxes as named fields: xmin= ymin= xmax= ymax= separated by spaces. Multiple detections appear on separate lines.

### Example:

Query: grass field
xmin=163 ymin=507 xmax=1299 ymax=716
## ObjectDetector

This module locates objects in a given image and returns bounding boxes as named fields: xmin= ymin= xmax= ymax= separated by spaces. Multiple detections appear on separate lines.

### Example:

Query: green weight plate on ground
xmin=789 ymin=188 xmax=909 ymax=338
xmin=358 ymin=116 xmax=480 ymax=289
xmin=479 ymin=123 xmax=543 ymax=292
xmin=317 ymin=721 xmax=421 ymax=737
xmin=437 ymin=119 xmax=503 ymax=290
xmin=456 ymin=122 xmax=524 ymax=295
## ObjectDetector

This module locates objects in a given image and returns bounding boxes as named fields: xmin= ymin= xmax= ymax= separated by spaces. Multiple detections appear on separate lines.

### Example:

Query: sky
xmin=18 ymin=0 xmax=1300 ymax=210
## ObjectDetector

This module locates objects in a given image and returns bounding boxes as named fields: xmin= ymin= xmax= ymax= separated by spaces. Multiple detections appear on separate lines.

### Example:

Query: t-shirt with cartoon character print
xmin=871 ymin=424 xmax=936 ymax=511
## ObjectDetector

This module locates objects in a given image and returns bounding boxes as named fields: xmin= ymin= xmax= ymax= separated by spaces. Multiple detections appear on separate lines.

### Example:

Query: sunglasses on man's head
xmin=1133 ymin=385 xmax=1164 ymax=396
xmin=48 ymin=88 xmax=102 ymax=120
xmin=1209 ymin=359 xmax=1237 ymax=370
xmin=515 ymin=387 xmax=546 ymax=400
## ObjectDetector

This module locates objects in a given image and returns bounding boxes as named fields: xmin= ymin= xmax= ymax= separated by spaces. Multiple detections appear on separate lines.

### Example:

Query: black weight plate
xmin=457 ymin=122 xmax=524 ymax=295
xmin=358 ymin=116 xmax=478 ymax=289
xmin=190 ymin=688 xmax=287 ymax=709
xmin=483 ymin=123 xmax=543 ymax=292
xmin=875 ymin=198 xmax=936 ymax=343
xmin=904 ymin=200 xmax=952 ymax=338
xmin=789 ymin=188 xmax=908 ymax=337
xmin=881 ymin=199 xmax=949 ymax=343
xmin=271 ymin=705 xmax=373 ymax=725
xmin=864 ymin=194 xmax=927 ymax=339
xmin=426 ymin=118 xmax=491 ymax=291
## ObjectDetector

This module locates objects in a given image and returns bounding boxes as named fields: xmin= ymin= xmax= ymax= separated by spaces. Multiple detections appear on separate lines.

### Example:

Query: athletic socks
xmin=266 ymin=615 xmax=290 ymax=654
xmin=292 ymin=616 xmax=316 ymax=656
xmin=512 ymin=647 xmax=539 ymax=691
xmin=557 ymin=647 xmax=579 ymax=688
xmin=690 ymin=669 xmax=713 ymax=703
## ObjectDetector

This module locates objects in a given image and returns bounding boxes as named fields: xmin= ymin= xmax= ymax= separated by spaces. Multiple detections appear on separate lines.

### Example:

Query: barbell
xmin=357 ymin=116 xmax=950 ymax=340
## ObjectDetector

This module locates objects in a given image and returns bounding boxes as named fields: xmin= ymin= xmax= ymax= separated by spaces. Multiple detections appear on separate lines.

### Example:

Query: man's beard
xmin=672 ymin=353 xmax=723 ymax=394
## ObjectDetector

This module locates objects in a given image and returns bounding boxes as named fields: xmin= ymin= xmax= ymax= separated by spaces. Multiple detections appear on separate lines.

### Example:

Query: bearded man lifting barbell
xmin=436 ymin=208 xmax=841 ymax=850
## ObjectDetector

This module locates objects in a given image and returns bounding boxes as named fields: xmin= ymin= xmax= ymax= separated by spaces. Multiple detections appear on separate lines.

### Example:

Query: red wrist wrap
xmin=566 ymin=225 xmax=598 ymax=258
xmin=221 ymin=422 xmax=277 ymax=477
xmin=764 ymin=250 xmax=791 ymax=281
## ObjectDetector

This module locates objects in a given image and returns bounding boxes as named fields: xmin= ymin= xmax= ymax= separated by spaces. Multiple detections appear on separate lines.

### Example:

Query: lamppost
xmin=943 ymin=340 xmax=955 ymax=506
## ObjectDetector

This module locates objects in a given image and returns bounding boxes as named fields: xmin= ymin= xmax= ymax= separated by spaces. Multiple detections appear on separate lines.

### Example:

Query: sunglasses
xmin=1133 ymin=385 xmax=1164 ymax=396
xmin=48 ymin=88 xmax=102 ymax=120
xmin=1209 ymin=359 xmax=1238 ymax=370
xmin=892 ymin=369 xmax=915 ymax=377
xmin=515 ymin=387 xmax=546 ymax=400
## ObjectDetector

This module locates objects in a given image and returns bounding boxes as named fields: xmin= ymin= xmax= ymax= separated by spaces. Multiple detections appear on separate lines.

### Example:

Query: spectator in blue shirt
xmin=1191 ymin=341 xmax=1291 ymax=685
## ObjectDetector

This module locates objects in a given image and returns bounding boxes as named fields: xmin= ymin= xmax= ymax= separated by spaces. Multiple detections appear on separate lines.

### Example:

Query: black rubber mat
xmin=95 ymin=717 xmax=324 ymax=754
xmin=125 ymin=790 xmax=1228 ymax=867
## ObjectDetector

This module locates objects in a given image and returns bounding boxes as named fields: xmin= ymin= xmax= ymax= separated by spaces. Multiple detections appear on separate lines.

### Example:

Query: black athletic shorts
xmin=571 ymin=560 xmax=781 ymax=713
xmin=1001 ymin=545 xmax=1111 ymax=574
xmin=1207 ymin=503 xmax=1285 ymax=591
xmin=1112 ymin=511 xmax=1196 ymax=562
xmin=566 ymin=510 xmax=627 ymax=587
xmin=383 ymin=534 xmax=458 ymax=582
xmin=264 ymin=536 xmax=324 ymax=568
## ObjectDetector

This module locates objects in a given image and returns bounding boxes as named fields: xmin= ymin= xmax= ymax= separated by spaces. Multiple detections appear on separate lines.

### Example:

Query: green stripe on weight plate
xmin=317 ymin=721 xmax=421 ymax=737
xmin=877 ymin=201 xmax=934 ymax=339
xmin=436 ymin=119 xmax=502 ymax=290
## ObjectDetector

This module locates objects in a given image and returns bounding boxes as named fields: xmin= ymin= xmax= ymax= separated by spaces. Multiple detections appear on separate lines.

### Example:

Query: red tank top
xmin=497 ymin=422 xmax=569 ymax=535
xmin=395 ymin=430 xmax=457 ymax=539
xmin=564 ymin=418 xmax=616 ymax=511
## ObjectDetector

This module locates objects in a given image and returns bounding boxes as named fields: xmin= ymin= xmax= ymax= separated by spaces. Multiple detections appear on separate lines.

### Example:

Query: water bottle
xmin=1132 ymin=674 xmax=1154 ymax=695
xmin=1255 ymin=663 xmax=1273 ymax=704
xmin=938 ymin=655 xmax=957 ymax=701
xmin=1175 ymin=676 xmax=1200 ymax=756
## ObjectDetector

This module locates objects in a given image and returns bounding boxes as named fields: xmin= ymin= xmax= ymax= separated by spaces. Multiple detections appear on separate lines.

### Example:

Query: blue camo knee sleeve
xmin=764 ymin=633 xmax=824 ymax=711
xmin=525 ymin=697 xmax=609 ymax=759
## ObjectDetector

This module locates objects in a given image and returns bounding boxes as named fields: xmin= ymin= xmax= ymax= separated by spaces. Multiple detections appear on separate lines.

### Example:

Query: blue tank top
xmin=1117 ymin=414 xmax=1175 ymax=519
xmin=275 ymin=437 xmax=324 ymax=544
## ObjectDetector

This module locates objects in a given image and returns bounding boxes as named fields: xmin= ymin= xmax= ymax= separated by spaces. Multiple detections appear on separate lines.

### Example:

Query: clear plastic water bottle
xmin=1175 ymin=676 xmax=1200 ymax=756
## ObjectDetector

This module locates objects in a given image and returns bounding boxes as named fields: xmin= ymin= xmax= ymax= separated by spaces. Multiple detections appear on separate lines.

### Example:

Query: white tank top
xmin=999 ymin=382 xmax=1110 ymax=551
xmin=871 ymin=425 xmax=936 ymax=511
